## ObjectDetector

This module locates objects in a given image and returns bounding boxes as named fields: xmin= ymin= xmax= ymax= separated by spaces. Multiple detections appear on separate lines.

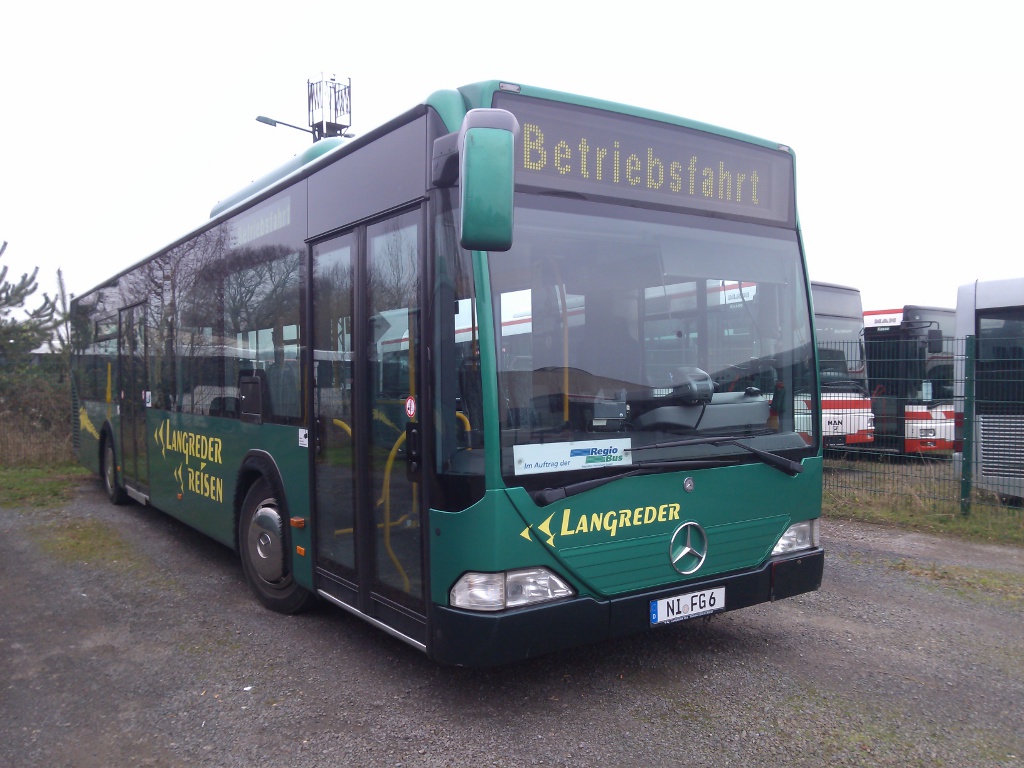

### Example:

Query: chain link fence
xmin=823 ymin=336 xmax=1023 ymax=534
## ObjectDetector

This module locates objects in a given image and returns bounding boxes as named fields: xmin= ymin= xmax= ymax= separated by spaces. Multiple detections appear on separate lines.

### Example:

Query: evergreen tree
xmin=0 ymin=241 xmax=59 ymax=366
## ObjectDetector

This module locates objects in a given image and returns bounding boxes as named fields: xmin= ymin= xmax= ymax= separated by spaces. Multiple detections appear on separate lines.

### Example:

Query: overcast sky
xmin=2 ymin=1 xmax=1021 ymax=316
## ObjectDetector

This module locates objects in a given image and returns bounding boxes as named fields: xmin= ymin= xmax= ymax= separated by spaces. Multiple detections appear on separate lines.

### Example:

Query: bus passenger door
xmin=364 ymin=212 xmax=424 ymax=635
xmin=311 ymin=235 xmax=358 ymax=593
xmin=118 ymin=303 xmax=149 ymax=493
xmin=312 ymin=211 xmax=426 ymax=643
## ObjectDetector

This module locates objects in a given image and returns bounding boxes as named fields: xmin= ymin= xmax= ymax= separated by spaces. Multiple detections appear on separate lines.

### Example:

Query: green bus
xmin=71 ymin=81 xmax=823 ymax=666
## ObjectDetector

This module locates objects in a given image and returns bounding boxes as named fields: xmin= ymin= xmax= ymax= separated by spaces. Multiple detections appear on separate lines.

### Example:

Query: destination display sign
xmin=493 ymin=93 xmax=795 ymax=225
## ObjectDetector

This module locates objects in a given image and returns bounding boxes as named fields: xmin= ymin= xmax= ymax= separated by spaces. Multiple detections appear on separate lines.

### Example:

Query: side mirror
xmin=458 ymin=109 xmax=518 ymax=252
xmin=927 ymin=328 xmax=944 ymax=354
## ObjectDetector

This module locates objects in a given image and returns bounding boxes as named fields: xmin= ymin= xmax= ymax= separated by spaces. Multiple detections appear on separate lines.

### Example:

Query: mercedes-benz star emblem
xmin=669 ymin=522 xmax=708 ymax=575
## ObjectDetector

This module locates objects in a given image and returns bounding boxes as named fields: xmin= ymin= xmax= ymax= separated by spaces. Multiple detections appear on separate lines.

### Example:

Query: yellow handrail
xmin=326 ymin=416 xmax=429 ymax=595
xmin=379 ymin=430 xmax=412 ymax=593
xmin=455 ymin=411 xmax=472 ymax=448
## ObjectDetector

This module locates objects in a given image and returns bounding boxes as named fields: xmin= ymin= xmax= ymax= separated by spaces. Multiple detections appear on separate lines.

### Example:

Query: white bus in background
xmin=810 ymin=282 xmax=874 ymax=450
xmin=954 ymin=277 xmax=1024 ymax=502
xmin=863 ymin=305 xmax=955 ymax=455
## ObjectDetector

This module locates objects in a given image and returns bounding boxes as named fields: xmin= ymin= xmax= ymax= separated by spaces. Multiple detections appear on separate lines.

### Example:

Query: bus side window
xmin=239 ymin=371 xmax=268 ymax=424
xmin=209 ymin=396 xmax=239 ymax=418
xmin=267 ymin=350 xmax=300 ymax=418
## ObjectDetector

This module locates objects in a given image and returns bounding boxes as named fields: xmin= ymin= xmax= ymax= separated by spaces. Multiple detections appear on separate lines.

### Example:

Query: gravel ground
xmin=2 ymin=478 xmax=1022 ymax=767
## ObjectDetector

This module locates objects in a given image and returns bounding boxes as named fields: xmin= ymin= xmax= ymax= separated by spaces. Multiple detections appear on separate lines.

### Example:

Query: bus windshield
xmin=977 ymin=308 xmax=1024 ymax=412
xmin=488 ymin=196 xmax=814 ymax=483
xmin=814 ymin=315 xmax=868 ymax=395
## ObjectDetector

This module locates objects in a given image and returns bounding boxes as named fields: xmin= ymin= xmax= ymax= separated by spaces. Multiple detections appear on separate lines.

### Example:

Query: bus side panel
xmin=71 ymin=345 xmax=118 ymax=477
xmin=267 ymin=427 xmax=314 ymax=591
xmin=146 ymin=410 xmax=238 ymax=547
xmin=76 ymin=399 xmax=106 ymax=475
xmin=146 ymin=412 xmax=311 ymax=581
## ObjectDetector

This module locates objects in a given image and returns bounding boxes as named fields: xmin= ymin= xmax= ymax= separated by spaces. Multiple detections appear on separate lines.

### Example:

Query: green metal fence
xmin=822 ymin=336 xmax=1024 ymax=527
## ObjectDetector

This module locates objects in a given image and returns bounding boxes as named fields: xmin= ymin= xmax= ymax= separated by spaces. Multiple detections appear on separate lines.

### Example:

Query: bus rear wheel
xmin=102 ymin=438 xmax=126 ymax=505
xmin=238 ymin=477 xmax=316 ymax=614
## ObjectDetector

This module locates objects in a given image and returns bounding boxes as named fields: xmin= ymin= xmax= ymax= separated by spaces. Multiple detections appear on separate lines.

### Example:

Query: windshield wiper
xmin=626 ymin=434 xmax=804 ymax=477
xmin=530 ymin=434 xmax=802 ymax=506
xmin=531 ymin=458 xmax=732 ymax=506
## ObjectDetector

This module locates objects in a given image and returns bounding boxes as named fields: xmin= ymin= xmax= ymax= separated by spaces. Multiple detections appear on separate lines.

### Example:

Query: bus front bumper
xmin=428 ymin=547 xmax=824 ymax=666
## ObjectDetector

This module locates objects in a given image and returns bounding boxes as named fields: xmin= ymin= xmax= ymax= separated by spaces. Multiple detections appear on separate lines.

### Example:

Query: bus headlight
xmin=506 ymin=568 xmax=575 ymax=608
xmin=771 ymin=519 xmax=820 ymax=556
xmin=450 ymin=567 xmax=575 ymax=612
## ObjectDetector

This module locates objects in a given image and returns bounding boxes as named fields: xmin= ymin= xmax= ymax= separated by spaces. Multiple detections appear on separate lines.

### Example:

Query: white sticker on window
xmin=513 ymin=439 xmax=632 ymax=475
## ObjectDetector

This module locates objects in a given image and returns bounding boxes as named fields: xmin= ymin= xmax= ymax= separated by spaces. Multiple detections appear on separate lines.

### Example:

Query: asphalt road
xmin=2 ymin=479 xmax=1022 ymax=767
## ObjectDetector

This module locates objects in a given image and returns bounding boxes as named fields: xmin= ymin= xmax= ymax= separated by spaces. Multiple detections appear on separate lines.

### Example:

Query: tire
xmin=238 ymin=477 xmax=317 ymax=614
xmin=102 ymin=436 xmax=127 ymax=505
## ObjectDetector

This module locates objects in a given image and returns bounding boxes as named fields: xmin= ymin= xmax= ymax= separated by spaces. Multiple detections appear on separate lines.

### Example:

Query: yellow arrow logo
xmin=537 ymin=512 xmax=557 ymax=547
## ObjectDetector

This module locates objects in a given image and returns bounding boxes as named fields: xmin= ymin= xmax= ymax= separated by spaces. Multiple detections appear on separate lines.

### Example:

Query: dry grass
xmin=0 ymin=413 xmax=75 ymax=466
xmin=0 ymin=365 xmax=74 ymax=467
xmin=824 ymin=454 xmax=1024 ymax=547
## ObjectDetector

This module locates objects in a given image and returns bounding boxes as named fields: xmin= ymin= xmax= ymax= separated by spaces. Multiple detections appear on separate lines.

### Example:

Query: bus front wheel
xmin=102 ymin=437 xmax=126 ymax=505
xmin=238 ymin=477 xmax=317 ymax=614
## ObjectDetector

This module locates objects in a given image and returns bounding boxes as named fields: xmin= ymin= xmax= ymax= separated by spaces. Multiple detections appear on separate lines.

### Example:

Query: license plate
xmin=650 ymin=587 xmax=725 ymax=625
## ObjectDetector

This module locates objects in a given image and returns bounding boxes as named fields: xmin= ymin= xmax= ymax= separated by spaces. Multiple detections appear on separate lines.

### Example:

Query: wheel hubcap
xmin=247 ymin=502 xmax=285 ymax=583
xmin=105 ymin=445 xmax=115 ymax=491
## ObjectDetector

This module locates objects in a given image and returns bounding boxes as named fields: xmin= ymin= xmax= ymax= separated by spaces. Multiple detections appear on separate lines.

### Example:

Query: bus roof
xmin=441 ymin=81 xmax=789 ymax=150
xmin=811 ymin=280 xmax=860 ymax=293
xmin=208 ymin=138 xmax=345 ymax=219
xmin=957 ymin=277 xmax=1024 ymax=311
